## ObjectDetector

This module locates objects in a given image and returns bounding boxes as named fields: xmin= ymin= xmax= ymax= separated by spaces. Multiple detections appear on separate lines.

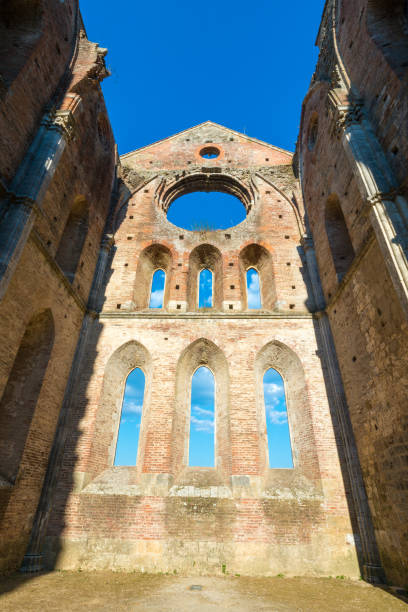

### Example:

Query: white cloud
xmin=122 ymin=400 xmax=143 ymax=415
xmin=263 ymin=382 xmax=283 ymax=399
xmin=266 ymin=408 xmax=288 ymax=425
xmin=149 ymin=288 xmax=164 ymax=308
xmin=191 ymin=415 xmax=214 ymax=433
xmin=192 ymin=405 xmax=214 ymax=417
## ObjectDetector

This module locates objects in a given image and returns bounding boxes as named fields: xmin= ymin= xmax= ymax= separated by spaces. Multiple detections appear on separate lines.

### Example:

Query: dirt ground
xmin=0 ymin=572 xmax=407 ymax=611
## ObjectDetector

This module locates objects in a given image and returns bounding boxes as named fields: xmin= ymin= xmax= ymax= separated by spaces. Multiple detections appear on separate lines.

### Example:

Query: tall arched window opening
xmin=188 ymin=366 xmax=215 ymax=467
xmin=114 ymin=368 xmax=145 ymax=466
xmin=239 ymin=244 xmax=275 ymax=310
xmin=149 ymin=269 xmax=166 ymax=308
xmin=325 ymin=194 xmax=354 ymax=281
xmin=198 ymin=268 xmax=213 ymax=308
xmin=187 ymin=244 xmax=222 ymax=311
xmin=263 ymin=368 xmax=293 ymax=468
xmin=134 ymin=244 xmax=172 ymax=310
xmin=246 ymin=268 xmax=261 ymax=309
xmin=55 ymin=196 xmax=89 ymax=283
xmin=0 ymin=309 xmax=54 ymax=483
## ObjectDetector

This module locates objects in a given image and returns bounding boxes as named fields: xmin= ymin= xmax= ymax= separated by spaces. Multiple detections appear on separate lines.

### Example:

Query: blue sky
xmin=80 ymin=1 xmax=325 ymax=154
xmin=247 ymin=268 xmax=262 ymax=308
xmin=114 ymin=368 xmax=145 ymax=466
xmin=149 ymin=269 xmax=165 ymax=308
xmin=199 ymin=269 xmax=213 ymax=308
xmin=167 ymin=192 xmax=246 ymax=231
xmin=264 ymin=368 xmax=293 ymax=468
xmin=189 ymin=367 xmax=215 ymax=467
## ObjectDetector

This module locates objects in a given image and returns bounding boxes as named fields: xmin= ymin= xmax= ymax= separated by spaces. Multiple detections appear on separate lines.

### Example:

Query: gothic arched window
xmin=246 ymin=268 xmax=261 ymax=308
xmin=114 ymin=368 xmax=145 ymax=466
xmin=149 ymin=269 xmax=166 ymax=308
xmin=263 ymin=368 xmax=293 ymax=468
xmin=56 ymin=196 xmax=89 ymax=283
xmin=198 ymin=268 xmax=213 ymax=308
xmin=188 ymin=366 xmax=215 ymax=467
xmin=0 ymin=309 xmax=54 ymax=483
xmin=325 ymin=194 xmax=354 ymax=281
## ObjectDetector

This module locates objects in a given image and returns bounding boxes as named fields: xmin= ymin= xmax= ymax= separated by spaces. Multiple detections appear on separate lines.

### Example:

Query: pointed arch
xmin=0 ymin=309 xmax=54 ymax=483
xmin=239 ymin=244 xmax=276 ymax=310
xmin=134 ymin=244 xmax=172 ymax=310
xmin=255 ymin=340 xmax=319 ymax=477
xmin=56 ymin=196 xmax=89 ymax=283
xmin=89 ymin=340 xmax=153 ymax=474
xmin=187 ymin=244 xmax=223 ymax=311
xmin=172 ymin=338 xmax=231 ymax=478
xmin=325 ymin=194 xmax=354 ymax=281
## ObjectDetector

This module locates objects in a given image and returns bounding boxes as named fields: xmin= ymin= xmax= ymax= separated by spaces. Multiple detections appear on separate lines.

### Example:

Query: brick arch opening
xmin=0 ymin=0 xmax=43 ymax=89
xmin=325 ymin=194 xmax=354 ymax=282
xmin=254 ymin=340 xmax=320 ymax=480
xmin=159 ymin=173 xmax=254 ymax=215
xmin=366 ymin=0 xmax=408 ymax=78
xmin=134 ymin=244 xmax=172 ymax=311
xmin=89 ymin=340 xmax=153 ymax=478
xmin=171 ymin=338 xmax=231 ymax=482
xmin=55 ymin=195 xmax=89 ymax=283
xmin=187 ymin=244 xmax=223 ymax=311
xmin=0 ymin=309 xmax=54 ymax=484
xmin=239 ymin=244 xmax=276 ymax=311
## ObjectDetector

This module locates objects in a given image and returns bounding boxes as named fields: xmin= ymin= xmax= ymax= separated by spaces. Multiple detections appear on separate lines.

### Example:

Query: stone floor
xmin=0 ymin=572 xmax=407 ymax=611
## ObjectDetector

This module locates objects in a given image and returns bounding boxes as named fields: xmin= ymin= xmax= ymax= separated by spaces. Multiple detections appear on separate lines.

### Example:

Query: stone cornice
xmin=98 ymin=311 xmax=315 ymax=320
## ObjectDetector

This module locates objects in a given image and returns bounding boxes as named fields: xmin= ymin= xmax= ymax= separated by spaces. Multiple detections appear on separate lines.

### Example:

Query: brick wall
xmin=0 ymin=2 xmax=116 ymax=572
xmin=43 ymin=123 xmax=360 ymax=576
xmin=298 ymin=0 xmax=408 ymax=586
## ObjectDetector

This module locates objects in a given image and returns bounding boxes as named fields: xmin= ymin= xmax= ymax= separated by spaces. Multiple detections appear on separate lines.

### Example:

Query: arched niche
xmin=239 ymin=244 xmax=276 ymax=310
xmin=134 ymin=244 xmax=172 ymax=311
xmin=187 ymin=244 xmax=223 ymax=311
xmin=254 ymin=341 xmax=319 ymax=480
xmin=171 ymin=338 xmax=231 ymax=479
xmin=366 ymin=0 xmax=408 ymax=78
xmin=325 ymin=194 xmax=354 ymax=282
xmin=0 ymin=0 xmax=43 ymax=89
xmin=0 ymin=309 xmax=54 ymax=484
xmin=89 ymin=340 xmax=153 ymax=477
xmin=56 ymin=196 xmax=89 ymax=283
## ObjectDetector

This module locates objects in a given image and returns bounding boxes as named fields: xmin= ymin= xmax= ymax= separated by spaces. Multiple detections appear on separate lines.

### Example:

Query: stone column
xmin=301 ymin=229 xmax=384 ymax=582
xmin=0 ymin=109 xmax=76 ymax=300
xmin=87 ymin=234 xmax=115 ymax=311
xmin=336 ymin=106 xmax=408 ymax=318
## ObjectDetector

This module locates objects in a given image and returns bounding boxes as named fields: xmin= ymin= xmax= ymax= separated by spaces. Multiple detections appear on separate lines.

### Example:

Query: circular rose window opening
xmin=200 ymin=146 xmax=220 ymax=159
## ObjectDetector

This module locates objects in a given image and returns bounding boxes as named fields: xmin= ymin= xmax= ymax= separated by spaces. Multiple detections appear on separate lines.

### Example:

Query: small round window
xmin=200 ymin=146 xmax=220 ymax=159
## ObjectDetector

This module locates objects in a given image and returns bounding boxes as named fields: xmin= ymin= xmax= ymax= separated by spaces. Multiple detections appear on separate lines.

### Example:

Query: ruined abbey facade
xmin=0 ymin=0 xmax=407 ymax=587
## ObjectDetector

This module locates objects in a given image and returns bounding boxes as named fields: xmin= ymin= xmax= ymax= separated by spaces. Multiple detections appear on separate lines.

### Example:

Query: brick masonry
xmin=298 ymin=0 xmax=408 ymax=587
xmin=41 ymin=124 xmax=360 ymax=576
